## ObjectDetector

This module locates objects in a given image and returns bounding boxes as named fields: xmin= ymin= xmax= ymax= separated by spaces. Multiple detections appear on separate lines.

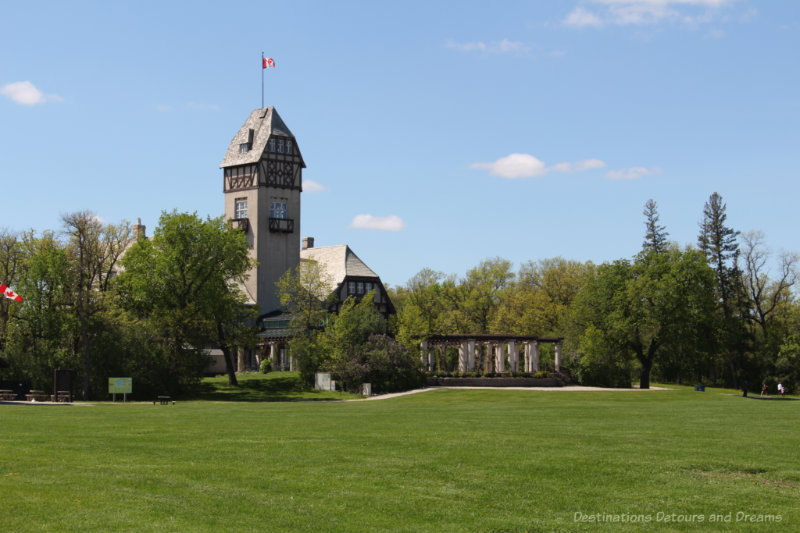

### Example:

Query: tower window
xmin=277 ymin=139 xmax=284 ymax=153
xmin=348 ymin=281 xmax=356 ymax=294
xmin=270 ymin=201 xmax=287 ymax=219
xmin=357 ymin=282 xmax=364 ymax=294
xmin=268 ymin=139 xmax=276 ymax=152
xmin=234 ymin=198 xmax=248 ymax=219
xmin=286 ymin=140 xmax=293 ymax=155
xmin=239 ymin=143 xmax=250 ymax=153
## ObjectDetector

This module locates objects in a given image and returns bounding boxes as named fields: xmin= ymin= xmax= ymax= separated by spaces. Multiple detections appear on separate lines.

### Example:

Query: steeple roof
xmin=220 ymin=106 xmax=301 ymax=168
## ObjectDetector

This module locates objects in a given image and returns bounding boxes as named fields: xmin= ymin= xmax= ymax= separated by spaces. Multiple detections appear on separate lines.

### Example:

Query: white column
xmin=524 ymin=342 xmax=531 ymax=372
xmin=555 ymin=341 xmax=562 ymax=372
xmin=467 ymin=339 xmax=476 ymax=371
xmin=495 ymin=343 xmax=505 ymax=372
xmin=270 ymin=342 xmax=278 ymax=368
xmin=236 ymin=347 xmax=245 ymax=372
xmin=532 ymin=341 xmax=540 ymax=372
xmin=458 ymin=342 xmax=468 ymax=372
xmin=508 ymin=340 xmax=517 ymax=372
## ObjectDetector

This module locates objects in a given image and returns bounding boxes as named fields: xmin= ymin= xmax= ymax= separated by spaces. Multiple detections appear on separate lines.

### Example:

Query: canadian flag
xmin=0 ymin=282 xmax=22 ymax=302
xmin=263 ymin=57 xmax=275 ymax=69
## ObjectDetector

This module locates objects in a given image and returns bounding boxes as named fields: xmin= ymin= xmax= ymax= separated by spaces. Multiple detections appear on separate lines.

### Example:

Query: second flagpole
xmin=261 ymin=51 xmax=264 ymax=108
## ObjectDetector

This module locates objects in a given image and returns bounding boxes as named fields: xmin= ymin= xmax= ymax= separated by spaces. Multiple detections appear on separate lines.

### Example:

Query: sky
xmin=2 ymin=0 xmax=799 ymax=288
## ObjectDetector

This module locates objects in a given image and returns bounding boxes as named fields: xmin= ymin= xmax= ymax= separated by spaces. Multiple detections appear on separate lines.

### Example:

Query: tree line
xmin=1 ymin=192 xmax=797 ymax=397
xmin=0 ymin=211 xmax=256 ymax=399
xmin=388 ymin=193 xmax=799 ymax=392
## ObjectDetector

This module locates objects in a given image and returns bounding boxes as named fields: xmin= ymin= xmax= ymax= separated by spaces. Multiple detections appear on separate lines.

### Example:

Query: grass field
xmin=1 ymin=379 xmax=798 ymax=532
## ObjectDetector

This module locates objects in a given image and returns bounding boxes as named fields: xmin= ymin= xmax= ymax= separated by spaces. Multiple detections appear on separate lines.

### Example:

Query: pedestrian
xmin=742 ymin=380 xmax=748 ymax=398
xmin=778 ymin=382 xmax=784 ymax=397
xmin=761 ymin=380 xmax=768 ymax=397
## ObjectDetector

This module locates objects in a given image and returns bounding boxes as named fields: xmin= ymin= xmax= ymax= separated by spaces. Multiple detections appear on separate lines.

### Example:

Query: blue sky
xmin=1 ymin=0 xmax=798 ymax=287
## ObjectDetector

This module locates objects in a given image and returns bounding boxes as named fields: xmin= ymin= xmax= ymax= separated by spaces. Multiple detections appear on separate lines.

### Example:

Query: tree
xmin=322 ymin=291 xmax=388 ymax=390
xmin=740 ymin=230 xmax=798 ymax=340
xmin=0 ymin=230 xmax=23 ymax=352
xmin=697 ymin=192 xmax=744 ymax=386
xmin=458 ymin=257 xmax=514 ymax=333
xmin=276 ymin=260 xmax=337 ymax=384
xmin=642 ymin=199 xmax=669 ymax=254
xmin=117 ymin=211 xmax=256 ymax=391
xmin=572 ymin=249 xmax=716 ymax=388
xmin=62 ymin=212 xmax=133 ymax=399
xmin=3 ymin=232 xmax=74 ymax=388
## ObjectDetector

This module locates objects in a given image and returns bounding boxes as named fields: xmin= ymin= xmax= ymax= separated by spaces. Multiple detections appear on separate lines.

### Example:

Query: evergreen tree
xmin=642 ymin=199 xmax=669 ymax=254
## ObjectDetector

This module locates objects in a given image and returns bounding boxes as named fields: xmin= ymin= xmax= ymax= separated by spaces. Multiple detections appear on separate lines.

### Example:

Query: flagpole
xmin=261 ymin=51 xmax=264 ymax=109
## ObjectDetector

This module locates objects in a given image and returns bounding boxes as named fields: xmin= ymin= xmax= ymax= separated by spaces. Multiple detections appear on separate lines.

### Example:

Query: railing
xmin=268 ymin=217 xmax=294 ymax=233
xmin=231 ymin=218 xmax=250 ymax=233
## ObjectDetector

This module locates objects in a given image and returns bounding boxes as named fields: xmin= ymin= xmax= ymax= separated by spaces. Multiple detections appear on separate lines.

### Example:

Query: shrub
xmin=259 ymin=359 xmax=272 ymax=374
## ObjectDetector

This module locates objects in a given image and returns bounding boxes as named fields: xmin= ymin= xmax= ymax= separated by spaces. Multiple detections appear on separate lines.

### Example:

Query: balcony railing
xmin=268 ymin=217 xmax=294 ymax=233
xmin=231 ymin=218 xmax=250 ymax=233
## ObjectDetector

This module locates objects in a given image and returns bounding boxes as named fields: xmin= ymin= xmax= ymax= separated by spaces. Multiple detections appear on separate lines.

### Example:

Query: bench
xmin=26 ymin=391 xmax=49 ymax=402
xmin=0 ymin=389 xmax=15 ymax=401
xmin=155 ymin=395 xmax=174 ymax=405
xmin=50 ymin=391 xmax=73 ymax=403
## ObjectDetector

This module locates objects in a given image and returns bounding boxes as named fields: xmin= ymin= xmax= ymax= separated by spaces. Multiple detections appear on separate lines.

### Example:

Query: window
xmin=357 ymin=282 xmax=364 ymax=294
xmin=270 ymin=201 xmax=287 ymax=219
xmin=348 ymin=281 xmax=356 ymax=294
xmin=277 ymin=139 xmax=284 ymax=153
xmin=268 ymin=139 xmax=276 ymax=152
xmin=365 ymin=282 xmax=373 ymax=293
xmin=286 ymin=140 xmax=293 ymax=155
xmin=239 ymin=143 xmax=250 ymax=153
xmin=234 ymin=198 xmax=247 ymax=219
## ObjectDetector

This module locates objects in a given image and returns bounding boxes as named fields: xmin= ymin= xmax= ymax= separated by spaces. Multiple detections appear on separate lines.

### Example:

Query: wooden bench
xmin=25 ymin=391 xmax=49 ymax=402
xmin=0 ymin=389 xmax=16 ymax=401
xmin=50 ymin=391 xmax=73 ymax=403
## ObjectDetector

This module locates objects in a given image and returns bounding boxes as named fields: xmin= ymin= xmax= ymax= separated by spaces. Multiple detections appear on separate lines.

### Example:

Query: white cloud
xmin=349 ymin=214 xmax=405 ymax=232
xmin=564 ymin=7 xmax=605 ymax=27
xmin=155 ymin=104 xmax=173 ymax=112
xmin=471 ymin=153 xmax=547 ymax=178
xmin=564 ymin=0 xmax=736 ymax=28
xmin=303 ymin=179 xmax=326 ymax=192
xmin=0 ymin=81 xmax=62 ymax=106
xmin=446 ymin=39 xmax=528 ymax=54
xmin=605 ymin=166 xmax=661 ymax=180
xmin=471 ymin=154 xmax=605 ymax=179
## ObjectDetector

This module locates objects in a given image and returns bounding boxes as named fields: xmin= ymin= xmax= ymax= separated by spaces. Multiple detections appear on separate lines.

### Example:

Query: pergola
xmin=420 ymin=334 xmax=564 ymax=374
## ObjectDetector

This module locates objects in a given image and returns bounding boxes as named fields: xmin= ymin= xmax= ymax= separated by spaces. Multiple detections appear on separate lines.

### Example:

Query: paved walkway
xmin=358 ymin=385 xmax=671 ymax=401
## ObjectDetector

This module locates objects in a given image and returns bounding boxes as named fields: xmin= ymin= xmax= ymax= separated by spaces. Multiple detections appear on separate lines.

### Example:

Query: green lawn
xmin=1 ymin=385 xmax=797 ymax=532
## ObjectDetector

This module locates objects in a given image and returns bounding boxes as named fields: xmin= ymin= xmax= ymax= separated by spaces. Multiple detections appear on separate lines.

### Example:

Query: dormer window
xmin=239 ymin=143 xmax=250 ymax=153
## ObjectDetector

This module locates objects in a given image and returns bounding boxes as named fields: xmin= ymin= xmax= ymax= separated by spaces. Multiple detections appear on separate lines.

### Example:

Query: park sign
xmin=109 ymin=377 xmax=132 ymax=394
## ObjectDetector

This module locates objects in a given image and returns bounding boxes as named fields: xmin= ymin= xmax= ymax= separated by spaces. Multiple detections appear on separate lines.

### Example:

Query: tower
xmin=220 ymin=107 xmax=305 ymax=317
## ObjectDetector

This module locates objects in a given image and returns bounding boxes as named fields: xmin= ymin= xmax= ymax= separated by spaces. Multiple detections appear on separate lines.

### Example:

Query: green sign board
xmin=108 ymin=377 xmax=132 ymax=394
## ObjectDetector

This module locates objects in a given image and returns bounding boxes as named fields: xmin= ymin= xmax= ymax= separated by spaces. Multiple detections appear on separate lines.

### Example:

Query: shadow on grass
xmin=182 ymin=373 xmax=352 ymax=402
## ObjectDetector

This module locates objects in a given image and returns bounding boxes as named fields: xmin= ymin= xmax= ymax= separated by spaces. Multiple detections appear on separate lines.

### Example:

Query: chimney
xmin=302 ymin=237 xmax=314 ymax=250
xmin=133 ymin=218 xmax=146 ymax=239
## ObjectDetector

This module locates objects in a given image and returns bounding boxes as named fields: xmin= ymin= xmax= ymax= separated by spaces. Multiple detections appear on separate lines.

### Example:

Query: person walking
xmin=761 ymin=380 xmax=768 ymax=397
